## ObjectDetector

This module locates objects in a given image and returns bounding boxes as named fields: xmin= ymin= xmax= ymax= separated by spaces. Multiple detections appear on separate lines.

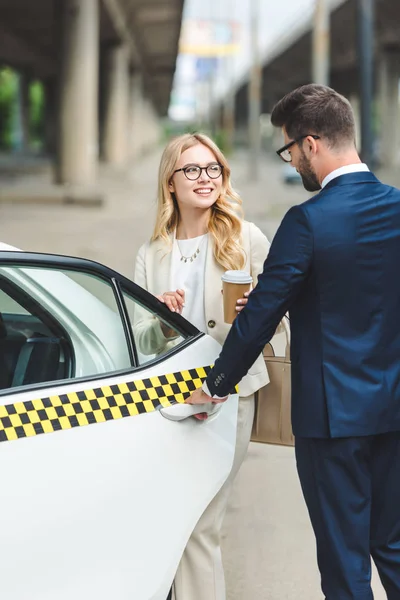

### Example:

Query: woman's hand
xmin=156 ymin=289 xmax=185 ymax=314
xmin=221 ymin=288 xmax=251 ymax=314
xmin=235 ymin=290 xmax=250 ymax=313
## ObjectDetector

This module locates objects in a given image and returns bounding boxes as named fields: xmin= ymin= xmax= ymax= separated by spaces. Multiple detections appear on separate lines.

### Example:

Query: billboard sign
xmin=179 ymin=19 xmax=241 ymax=57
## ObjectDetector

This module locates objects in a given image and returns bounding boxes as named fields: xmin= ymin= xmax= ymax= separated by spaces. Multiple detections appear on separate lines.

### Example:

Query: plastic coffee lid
xmin=221 ymin=270 xmax=253 ymax=284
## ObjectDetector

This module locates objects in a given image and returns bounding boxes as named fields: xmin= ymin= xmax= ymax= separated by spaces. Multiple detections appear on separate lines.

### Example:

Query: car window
xmin=121 ymin=287 xmax=185 ymax=365
xmin=0 ymin=284 xmax=70 ymax=390
xmin=0 ymin=265 xmax=133 ymax=392
xmin=0 ymin=263 xmax=192 ymax=393
xmin=0 ymin=288 xmax=29 ymax=315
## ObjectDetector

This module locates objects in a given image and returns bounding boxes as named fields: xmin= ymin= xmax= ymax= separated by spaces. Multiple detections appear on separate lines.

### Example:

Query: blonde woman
xmin=134 ymin=133 xmax=269 ymax=600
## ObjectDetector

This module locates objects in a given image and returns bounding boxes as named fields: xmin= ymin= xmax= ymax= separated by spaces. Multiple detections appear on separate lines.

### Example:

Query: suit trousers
xmin=295 ymin=432 xmax=400 ymax=600
xmin=172 ymin=394 xmax=255 ymax=600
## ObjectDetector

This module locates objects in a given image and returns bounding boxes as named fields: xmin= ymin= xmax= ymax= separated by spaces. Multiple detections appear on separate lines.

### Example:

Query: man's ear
xmin=307 ymin=135 xmax=319 ymax=155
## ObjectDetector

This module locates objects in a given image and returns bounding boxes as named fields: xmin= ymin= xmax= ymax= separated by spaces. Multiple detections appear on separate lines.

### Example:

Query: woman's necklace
xmin=176 ymin=235 xmax=205 ymax=264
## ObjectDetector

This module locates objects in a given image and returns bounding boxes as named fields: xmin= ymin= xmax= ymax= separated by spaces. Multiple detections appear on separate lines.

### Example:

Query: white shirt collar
xmin=321 ymin=163 xmax=370 ymax=189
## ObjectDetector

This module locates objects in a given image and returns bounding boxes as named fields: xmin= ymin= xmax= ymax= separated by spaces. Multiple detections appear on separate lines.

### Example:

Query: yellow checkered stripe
xmin=0 ymin=366 xmax=212 ymax=444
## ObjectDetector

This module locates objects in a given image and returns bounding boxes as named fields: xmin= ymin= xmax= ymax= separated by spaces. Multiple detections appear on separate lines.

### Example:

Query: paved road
xmin=0 ymin=150 xmax=389 ymax=598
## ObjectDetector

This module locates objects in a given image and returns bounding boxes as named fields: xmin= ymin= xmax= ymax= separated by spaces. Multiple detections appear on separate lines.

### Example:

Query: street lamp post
xmin=357 ymin=0 xmax=375 ymax=166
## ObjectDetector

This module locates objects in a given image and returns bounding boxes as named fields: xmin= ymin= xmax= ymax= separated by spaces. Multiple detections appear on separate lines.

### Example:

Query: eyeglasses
xmin=173 ymin=163 xmax=224 ymax=181
xmin=276 ymin=135 xmax=321 ymax=163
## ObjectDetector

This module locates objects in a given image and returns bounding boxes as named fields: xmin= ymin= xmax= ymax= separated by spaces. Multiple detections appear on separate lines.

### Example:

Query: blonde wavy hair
xmin=152 ymin=132 xmax=246 ymax=271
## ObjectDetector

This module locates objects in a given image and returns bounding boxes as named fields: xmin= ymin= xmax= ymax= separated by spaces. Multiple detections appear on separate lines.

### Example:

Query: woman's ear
xmin=168 ymin=179 xmax=174 ymax=192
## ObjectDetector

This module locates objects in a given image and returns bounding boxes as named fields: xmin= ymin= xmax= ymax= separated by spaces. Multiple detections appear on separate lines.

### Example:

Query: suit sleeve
xmin=205 ymin=205 xmax=313 ymax=397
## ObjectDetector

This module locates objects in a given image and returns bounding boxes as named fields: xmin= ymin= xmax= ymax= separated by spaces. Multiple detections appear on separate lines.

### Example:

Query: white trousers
xmin=173 ymin=394 xmax=255 ymax=600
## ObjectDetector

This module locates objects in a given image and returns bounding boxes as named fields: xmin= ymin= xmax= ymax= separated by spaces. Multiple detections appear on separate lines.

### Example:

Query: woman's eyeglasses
xmin=173 ymin=163 xmax=224 ymax=181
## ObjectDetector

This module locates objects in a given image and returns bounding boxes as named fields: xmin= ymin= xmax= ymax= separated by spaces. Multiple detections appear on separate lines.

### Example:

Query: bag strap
xmin=281 ymin=316 xmax=291 ymax=360
xmin=263 ymin=316 xmax=290 ymax=360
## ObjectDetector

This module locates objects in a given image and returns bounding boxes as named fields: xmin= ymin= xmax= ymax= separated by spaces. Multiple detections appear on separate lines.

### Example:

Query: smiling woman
xmin=133 ymin=132 xmax=271 ymax=600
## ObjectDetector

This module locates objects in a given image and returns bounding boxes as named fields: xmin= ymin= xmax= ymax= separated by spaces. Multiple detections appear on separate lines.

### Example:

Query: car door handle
xmin=159 ymin=402 xmax=221 ymax=422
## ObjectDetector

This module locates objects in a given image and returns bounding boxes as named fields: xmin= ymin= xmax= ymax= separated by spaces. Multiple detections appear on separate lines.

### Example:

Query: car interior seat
xmin=11 ymin=333 xmax=62 ymax=388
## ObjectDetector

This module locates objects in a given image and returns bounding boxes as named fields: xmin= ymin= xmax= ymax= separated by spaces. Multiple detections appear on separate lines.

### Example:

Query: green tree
xmin=29 ymin=80 xmax=45 ymax=150
xmin=0 ymin=66 xmax=17 ymax=150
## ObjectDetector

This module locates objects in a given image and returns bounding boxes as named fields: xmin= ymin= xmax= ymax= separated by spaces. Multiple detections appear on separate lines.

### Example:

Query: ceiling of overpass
xmin=0 ymin=0 xmax=183 ymax=115
xmin=233 ymin=0 xmax=400 ymax=117
xmin=117 ymin=0 xmax=183 ymax=114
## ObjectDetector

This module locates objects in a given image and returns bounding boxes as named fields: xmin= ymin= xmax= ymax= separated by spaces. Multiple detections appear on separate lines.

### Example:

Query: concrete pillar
xmin=56 ymin=0 xmax=99 ymax=185
xmin=350 ymin=94 xmax=362 ymax=153
xmin=102 ymin=44 xmax=130 ymax=166
xmin=312 ymin=0 xmax=330 ymax=86
xmin=129 ymin=75 xmax=160 ymax=158
xmin=11 ymin=71 xmax=30 ymax=153
xmin=223 ymin=92 xmax=235 ymax=155
xmin=248 ymin=0 xmax=262 ymax=180
xmin=143 ymin=98 xmax=160 ymax=150
xmin=129 ymin=72 xmax=145 ymax=158
xmin=44 ymin=78 xmax=57 ymax=155
xmin=378 ymin=52 xmax=400 ymax=167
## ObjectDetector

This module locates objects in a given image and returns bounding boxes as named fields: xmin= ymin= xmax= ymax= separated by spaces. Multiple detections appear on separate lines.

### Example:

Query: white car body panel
xmin=0 ymin=250 xmax=238 ymax=600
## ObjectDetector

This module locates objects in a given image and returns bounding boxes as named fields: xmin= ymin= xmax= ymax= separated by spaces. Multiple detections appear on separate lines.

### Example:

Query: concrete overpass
xmin=0 ymin=0 xmax=183 ymax=185
xmin=225 ymin=0 xmax=400 ymax=166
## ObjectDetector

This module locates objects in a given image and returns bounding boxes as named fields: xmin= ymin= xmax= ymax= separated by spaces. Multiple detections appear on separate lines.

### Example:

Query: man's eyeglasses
xmin=173 ymin=163 xmax=224 ymax=181
xmin=276 ymin=135 xmax=320 ymax=163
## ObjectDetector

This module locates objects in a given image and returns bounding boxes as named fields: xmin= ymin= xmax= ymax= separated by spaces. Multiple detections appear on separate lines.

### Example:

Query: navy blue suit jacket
xmin=206 ymin=172 xmax=400 ymax=438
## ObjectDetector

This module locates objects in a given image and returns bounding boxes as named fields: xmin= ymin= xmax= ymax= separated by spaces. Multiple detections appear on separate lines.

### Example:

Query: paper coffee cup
xmin=221 ymin=270 xmax=253 ymax=324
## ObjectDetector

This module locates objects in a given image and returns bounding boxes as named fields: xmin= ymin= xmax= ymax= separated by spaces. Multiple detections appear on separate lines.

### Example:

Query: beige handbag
xmin=251 ymin=316 xmax=294 ymax=446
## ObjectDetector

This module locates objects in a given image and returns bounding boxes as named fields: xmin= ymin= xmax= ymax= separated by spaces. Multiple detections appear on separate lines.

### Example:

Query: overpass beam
xmin=56 ymin=0 xmax=99 ymax=185
xmin=102 ymin=44 xmax=130 ymax=166
xmin=378 ymin=51 xmax=400 ymax=167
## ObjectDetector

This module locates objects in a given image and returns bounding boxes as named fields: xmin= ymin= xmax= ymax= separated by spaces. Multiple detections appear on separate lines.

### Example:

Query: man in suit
xmin=188 ymin=84 xmax=400 ymax=599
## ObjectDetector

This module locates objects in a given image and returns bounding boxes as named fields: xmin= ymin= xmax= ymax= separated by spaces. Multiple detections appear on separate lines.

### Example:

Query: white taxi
xmin=0 ymin=245 xmax=238 ymax=600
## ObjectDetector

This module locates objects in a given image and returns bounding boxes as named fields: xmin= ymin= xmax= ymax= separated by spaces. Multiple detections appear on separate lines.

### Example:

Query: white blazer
xmin=134 ymin=220 xmax=270 ymax=398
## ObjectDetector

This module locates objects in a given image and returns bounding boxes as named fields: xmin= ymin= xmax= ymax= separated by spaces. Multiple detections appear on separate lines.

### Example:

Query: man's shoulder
xmin=296 ymin=174 xmax=400 ymax=223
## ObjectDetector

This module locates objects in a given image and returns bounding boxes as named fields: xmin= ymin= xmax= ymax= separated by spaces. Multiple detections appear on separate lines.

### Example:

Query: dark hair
xmin=271 ymin=84 xmax=356 ymax=148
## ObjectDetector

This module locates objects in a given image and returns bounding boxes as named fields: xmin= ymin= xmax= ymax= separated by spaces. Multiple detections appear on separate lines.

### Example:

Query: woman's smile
xmin=194 ymin=187 xmax=213 ymax=196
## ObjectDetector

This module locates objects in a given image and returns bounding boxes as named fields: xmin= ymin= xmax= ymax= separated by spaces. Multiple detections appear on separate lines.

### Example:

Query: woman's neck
xmin=176 ymin=208 xmax=210 ymax=240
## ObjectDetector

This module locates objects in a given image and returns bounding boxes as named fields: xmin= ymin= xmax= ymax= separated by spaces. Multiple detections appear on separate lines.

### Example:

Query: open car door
xmin=0 ymin=251 xmax=238 ymax=600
